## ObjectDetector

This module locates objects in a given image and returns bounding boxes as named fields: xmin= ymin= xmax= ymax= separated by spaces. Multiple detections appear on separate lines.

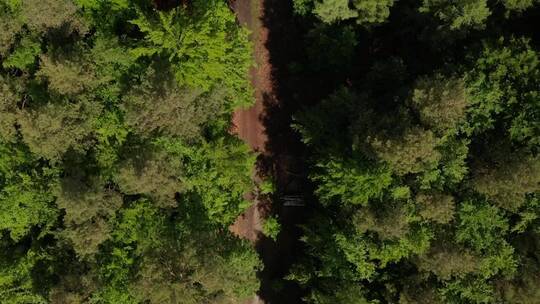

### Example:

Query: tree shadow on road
xmin=251 ymin=0 xmax=319 ymax=303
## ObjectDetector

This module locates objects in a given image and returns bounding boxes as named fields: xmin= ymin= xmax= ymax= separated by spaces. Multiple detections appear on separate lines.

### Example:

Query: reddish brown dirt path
xmin=228 ymin=1 xmax=274 ymax=303
xmin=229 ymin=0 xmax=274 ymax=243
xmin=230 ymin=0 xmax=273 ymax=153
xmin=229 ymin=1 xmax=309 ymax=303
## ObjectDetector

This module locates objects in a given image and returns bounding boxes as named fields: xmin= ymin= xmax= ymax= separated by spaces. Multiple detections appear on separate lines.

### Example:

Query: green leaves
xmin=301 ymin=0 xmax=395 ymax=25
xmin=411 ymin=75 xmax=467 ymax=134
xmin=122 ymin=64 xmax=226 ymax=140
xmin=129 ymin=0 xmax=253 ymax=107
xmin=456 ymin=200 xmax=509 ymax=252
xmin=95 ymin=198 xmax=260 ymax=304
xmin=286 ymin=0 xmax=540 ymax=302
xmin=0 ymin=0 xmax=259 ymax=302
xmin=371 ymin=127 xmax=442 ymax=176
xmin=465 ymin=38 xmax=540 ymax=148
xmin=262 ymin=216 xmax=281 ymax=241
xmin=2 ymin=36 xmax=40 ymax=70
xmin=503 ymin=0 xmax=540 ymax=11
xmin=334 ymin=233 xmax=375 ymax=280
xmin=159 ymin=136 xmax=255 ymax=225
xmin=312 ymin=157 xmax=392 ymax=206
xmin=0 ymin=247 xmax=49 ymax=304
xmin=352 ymin=0 xmax=395 ymax=25
xmin=0 ymin=142 xmax=58 ymax=241
xmin=313 ymin=0 xmax=359 ymax=23
xmin=18 ymin=100 xmax=101 ymax=160
xmin=419 ymin=0 xmax=491 ymax=30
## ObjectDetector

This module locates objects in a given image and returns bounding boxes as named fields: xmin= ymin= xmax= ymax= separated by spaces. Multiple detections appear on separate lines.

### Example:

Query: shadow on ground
xmin=250 ymin=1 xmax=317 ymax=303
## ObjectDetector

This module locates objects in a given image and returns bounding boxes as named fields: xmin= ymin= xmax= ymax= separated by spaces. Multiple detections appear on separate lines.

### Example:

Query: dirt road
xmin=229 ymin=0 xmax=273 ymax=244
xmin=228 ymin=0 xmax=274 ymax=303
xmin=230 ymin=0 xmax=273 ymax=153
xmin=229 ymin=1 xmax=308 ymax=303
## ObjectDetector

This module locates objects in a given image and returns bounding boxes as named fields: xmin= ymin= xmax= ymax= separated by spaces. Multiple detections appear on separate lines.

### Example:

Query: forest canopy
xmin=286 ymin=0 xmax=540 ymax=303
xmin=0 ymin=0 xmax=260 ymax=303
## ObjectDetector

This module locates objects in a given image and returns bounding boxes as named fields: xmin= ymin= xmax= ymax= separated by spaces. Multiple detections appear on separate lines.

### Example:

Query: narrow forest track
xmin=229 ymin=0 xmax=272 ymax=245
xmin=229 ymin=0 xmax=274 ymax=303
xmin=230 ymin=0 xmax=273 ymax=153
xmin=230 ymin=1 xmax=308 ymax=303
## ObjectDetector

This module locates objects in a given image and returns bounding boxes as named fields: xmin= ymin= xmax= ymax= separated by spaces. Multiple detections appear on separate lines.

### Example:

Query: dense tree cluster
xmin=0 ymin=0 xmax=260 ymax=303
xmin=286 ymin=0 xmax=540 ymax=303
xmin=293 ymin=0 xmax=396 ymax=25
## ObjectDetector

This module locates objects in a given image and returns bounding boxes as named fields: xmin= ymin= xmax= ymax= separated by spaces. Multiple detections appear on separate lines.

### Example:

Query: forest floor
xmin=230 ymin=1 xmax=309 ymax=304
